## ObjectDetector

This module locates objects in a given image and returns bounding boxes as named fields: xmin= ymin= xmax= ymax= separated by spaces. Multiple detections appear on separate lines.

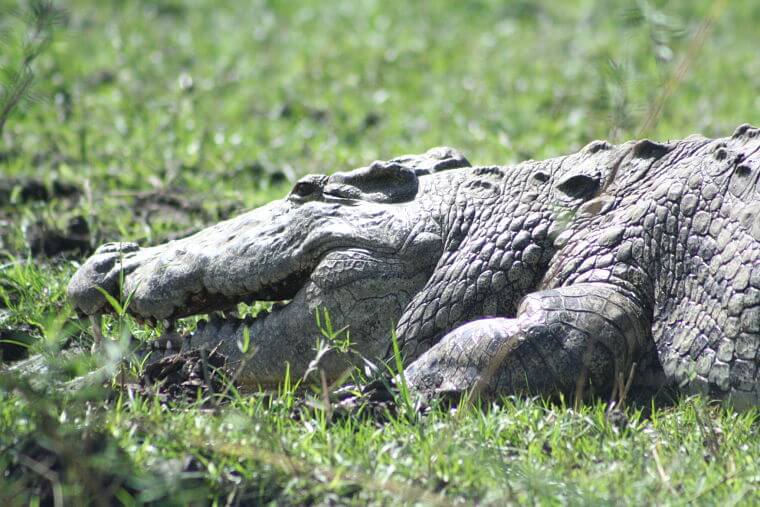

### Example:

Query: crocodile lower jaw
xmin=142 ymin=299 xmax=292 ymax=353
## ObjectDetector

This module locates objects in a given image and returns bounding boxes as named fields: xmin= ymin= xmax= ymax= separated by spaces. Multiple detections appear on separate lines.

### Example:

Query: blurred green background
xmin=2 ymin=0 xmax=758 ymax=202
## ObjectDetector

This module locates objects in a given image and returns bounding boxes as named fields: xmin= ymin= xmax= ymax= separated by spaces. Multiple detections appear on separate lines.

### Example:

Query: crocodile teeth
xmin=151 ymin=328 xmax=187 ymax=352
xmin=271 ymin=301 xmax=288 ymax=312
xmin=90 ymin=314 xmax=104 ymax=351
xmin=194 ymin=303 xmax=291 ymax=333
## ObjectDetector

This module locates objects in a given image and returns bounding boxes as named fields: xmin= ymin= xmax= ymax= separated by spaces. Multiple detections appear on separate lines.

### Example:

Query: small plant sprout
xmin=92 ymin=252 xmax=138 ymax=354
xmin=302 ymin=308 xmax=352 ymax=384
xmin=237 ymin=325 xmax=252 ymax=355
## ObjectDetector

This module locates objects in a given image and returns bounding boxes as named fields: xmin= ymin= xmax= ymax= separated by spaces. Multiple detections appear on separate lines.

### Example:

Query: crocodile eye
xmin=292 ymin=181 xmax=318 ymax=197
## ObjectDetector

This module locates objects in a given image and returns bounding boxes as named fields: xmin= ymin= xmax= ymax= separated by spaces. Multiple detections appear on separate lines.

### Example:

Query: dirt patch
xmin=333 ymin=380 xmax=399 ymax=422
xmin=0 ymin=173 xmax=246 ymax=255
xmin=293 ymin=379 xmax=402 ymax=424
xmin=136 ymin=347 xmax=229 ymax=404
xmin=119 ymin=189 xmax=242 ymax=242
xmin=229 ymin=160 xmax=290 ymax=185
xmin=133 ymin=190 xmax=207 ymax=223
xmin=0 ymin=177 xmax=80 ymax=206
xmin=1 ymin=178 xmax=243 ymax=259
xmin=0 ymin=177 xmax=88 ymax=258
xmin=24 ymin=215 xmax=91 ymax=257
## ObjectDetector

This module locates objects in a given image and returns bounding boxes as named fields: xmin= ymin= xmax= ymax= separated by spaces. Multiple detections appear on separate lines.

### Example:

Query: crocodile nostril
xmin=95 ymin=241 xmax=140 ymax=255
xmin=90 ymin=247 xmax=141 ymax=275
xmin=92 ymin=255 xmax=119 ymax=274
xmin=117 ymin=242 xmax=140 ymax=253
xmin=94 ymin=243 xmax=116 ymax=254
xmin=93 ymin=262 xmax=112 ymax=274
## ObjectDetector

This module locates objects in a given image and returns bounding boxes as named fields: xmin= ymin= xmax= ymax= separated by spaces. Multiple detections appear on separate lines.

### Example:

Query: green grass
xmin=1 ymin=0 xmax=759 ymax=504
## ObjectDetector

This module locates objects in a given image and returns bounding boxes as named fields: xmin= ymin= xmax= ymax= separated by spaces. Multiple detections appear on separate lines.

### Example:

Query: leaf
xmin=238 ymin=325 xmax=251 ymax=354
xmin=121 ymin=282 xmax=140 ymax=314
xmin=95 ymin=286 xmax=123 ymax=315
xmin=390 ymin=330 xmax=413 ymax=413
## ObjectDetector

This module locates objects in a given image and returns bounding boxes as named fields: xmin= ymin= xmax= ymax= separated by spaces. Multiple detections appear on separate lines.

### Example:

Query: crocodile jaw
xmin=68 ymin=197 xmax=402 ymax=321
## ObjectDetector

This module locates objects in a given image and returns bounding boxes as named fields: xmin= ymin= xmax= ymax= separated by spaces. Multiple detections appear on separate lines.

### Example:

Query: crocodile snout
xmin=68 ymin=242 xmax=141 ymax=315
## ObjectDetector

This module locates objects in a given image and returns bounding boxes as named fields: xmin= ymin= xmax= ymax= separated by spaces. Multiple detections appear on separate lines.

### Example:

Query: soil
xmin=24 ymin=215 xmax=92 ymax=257
xmin=117 ymin=189 xmax=243 ymax=242
xmin=1 ymin=178 xmax=242 ymax=258
xmin=0 ymin=177 xmax=80 ymax=206
xmin=136 ymin=347 xmax=229 ymax=404
xmin=293 ymin=378 xmax=401 ymax=424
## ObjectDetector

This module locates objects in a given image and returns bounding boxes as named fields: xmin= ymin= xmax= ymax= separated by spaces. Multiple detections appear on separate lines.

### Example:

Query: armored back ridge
xmin=68 ymin=126 xmax=760 ymax=408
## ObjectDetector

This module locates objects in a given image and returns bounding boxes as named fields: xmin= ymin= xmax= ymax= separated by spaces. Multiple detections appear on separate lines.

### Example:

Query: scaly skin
xmin=405 ymin=125 xmax=760 ymax=408
xmin=68 ymin=145 xmax=609 ymax=388
xmin=68 ymin=125 xmax=760 ymax=407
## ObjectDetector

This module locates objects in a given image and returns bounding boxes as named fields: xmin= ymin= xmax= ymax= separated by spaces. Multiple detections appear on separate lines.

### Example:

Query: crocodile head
xmin=68 ymin=148 xmax=471 ymax=386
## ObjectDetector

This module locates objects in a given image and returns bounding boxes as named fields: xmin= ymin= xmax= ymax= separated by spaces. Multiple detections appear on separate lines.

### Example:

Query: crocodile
xmin=67 ymin=125 xmax=760 ymax=408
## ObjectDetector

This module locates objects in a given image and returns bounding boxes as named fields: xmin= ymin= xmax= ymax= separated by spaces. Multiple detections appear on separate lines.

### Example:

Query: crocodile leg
xmin=404 ymin=283 xmax=651 ymax=401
